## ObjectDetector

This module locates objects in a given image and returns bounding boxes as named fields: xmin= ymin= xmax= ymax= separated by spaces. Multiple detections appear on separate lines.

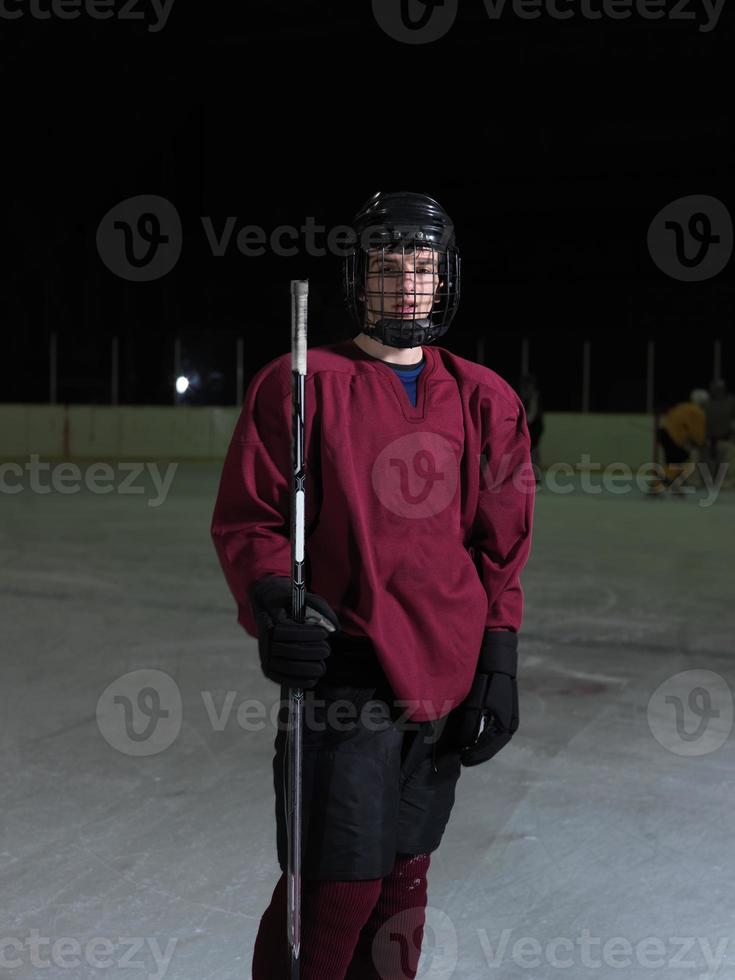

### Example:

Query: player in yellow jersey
xmin=651 ymin=389 xmax=709 ymax=494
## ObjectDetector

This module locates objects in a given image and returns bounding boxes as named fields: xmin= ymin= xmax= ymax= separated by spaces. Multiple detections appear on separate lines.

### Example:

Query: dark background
xmin=2 ymin=0 xmax=733 ymax=412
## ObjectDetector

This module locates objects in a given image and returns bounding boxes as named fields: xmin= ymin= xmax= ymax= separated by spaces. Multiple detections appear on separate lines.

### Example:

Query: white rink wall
xmin=0 ymin=405 xmax=241 ymax=461
xmin=540 ymin=412 xmax=655 ymax=470
xmin=0 ymin=405 xmax=655 ymax=469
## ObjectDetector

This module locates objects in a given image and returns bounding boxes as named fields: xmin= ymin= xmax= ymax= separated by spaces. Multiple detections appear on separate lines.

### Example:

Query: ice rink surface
xmin=2 ymin=463 xmax=734 ymax=980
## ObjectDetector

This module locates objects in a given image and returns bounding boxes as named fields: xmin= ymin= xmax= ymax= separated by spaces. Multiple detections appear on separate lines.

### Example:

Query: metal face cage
xmin=344 ymin=235 xmax=461 ymax=347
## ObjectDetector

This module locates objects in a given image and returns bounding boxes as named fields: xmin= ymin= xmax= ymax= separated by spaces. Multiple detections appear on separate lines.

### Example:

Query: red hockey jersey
xmin=211 ymin=337 xmax=534 ymax=721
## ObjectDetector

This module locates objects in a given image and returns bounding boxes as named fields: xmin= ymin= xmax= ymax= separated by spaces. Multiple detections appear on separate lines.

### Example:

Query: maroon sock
xmin=252 ymin=871 xmax=383 ymax=980
xmin=344 ymin=852 xmax=431 ymax=980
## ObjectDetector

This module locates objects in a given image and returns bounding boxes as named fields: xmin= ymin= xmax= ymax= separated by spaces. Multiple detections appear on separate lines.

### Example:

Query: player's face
xmin=362 ymin=248 xmax=442 ymax=324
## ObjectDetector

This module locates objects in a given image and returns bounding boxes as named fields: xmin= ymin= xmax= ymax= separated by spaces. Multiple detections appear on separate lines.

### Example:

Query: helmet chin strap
xmin=363 ymin=316 xmax=447 ymax=349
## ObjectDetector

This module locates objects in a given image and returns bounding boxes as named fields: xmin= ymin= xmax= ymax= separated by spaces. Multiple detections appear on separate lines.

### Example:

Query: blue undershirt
xmin=386 ymin=356 xmax=426 ymax=407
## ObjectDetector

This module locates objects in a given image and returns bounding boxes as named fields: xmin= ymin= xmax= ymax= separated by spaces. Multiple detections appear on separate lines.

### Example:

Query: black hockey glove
xmin=249 ymin=575 xmax=341 ymax=690
xmin=446 ymin=630 xmax=519 ymax=767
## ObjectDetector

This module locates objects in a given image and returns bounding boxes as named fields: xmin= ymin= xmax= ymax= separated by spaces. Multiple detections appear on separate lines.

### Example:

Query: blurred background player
xmin=651 ymin=388 xmax=710 ymax=494
xmin=211 ymin=190 xmax=534 ymax=978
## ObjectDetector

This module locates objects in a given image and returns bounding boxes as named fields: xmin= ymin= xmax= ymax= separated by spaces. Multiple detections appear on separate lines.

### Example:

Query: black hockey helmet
xmin=343 ymin=191 xmax=461 ymax=348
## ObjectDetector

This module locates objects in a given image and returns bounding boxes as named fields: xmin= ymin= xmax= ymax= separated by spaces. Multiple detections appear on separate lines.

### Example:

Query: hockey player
xmin=211 ymin=191 xmax=535 ymax=979
xmin=652 ymin=388 xmax=709 ymax=494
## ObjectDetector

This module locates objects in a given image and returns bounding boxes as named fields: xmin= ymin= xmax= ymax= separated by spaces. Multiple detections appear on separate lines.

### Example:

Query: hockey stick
xmin=287 ymin=279 xmax=308 ymax=979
